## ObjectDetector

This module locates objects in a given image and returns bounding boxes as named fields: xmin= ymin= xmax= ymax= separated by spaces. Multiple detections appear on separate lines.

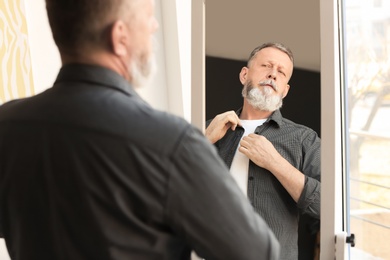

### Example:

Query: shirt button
xmin=248 ymin=176 xmax=254 ymax=181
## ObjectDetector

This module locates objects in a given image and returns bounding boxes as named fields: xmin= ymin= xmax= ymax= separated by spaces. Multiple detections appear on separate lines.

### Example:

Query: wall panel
xmin=0 ymin=0 xmax=34 ymax=104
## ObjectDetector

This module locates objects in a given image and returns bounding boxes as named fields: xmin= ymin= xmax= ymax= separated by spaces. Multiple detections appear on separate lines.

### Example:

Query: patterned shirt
xmin=208 ymin=108 xmax=321 ymax=260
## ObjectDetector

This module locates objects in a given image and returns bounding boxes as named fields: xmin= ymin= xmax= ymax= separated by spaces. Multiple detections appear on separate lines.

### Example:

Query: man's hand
xmin=239 ymin=133 xmax=305 ymax=202
xmin=239 ymin=134 xmax=281 ymax=170
xmin=205 ymin=111 xmax=241 ymax=144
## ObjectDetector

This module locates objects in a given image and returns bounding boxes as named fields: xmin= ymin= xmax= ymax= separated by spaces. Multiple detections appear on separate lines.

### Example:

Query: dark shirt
xmin=208 ymin=109 xmax=321 ymax=260
xmin=0 ymin=64 xmax=280 ymax=260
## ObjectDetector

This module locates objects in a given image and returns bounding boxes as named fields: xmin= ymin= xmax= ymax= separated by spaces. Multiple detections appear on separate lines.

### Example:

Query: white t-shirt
xmin=229 ymin=119 xmax=266 ymax=197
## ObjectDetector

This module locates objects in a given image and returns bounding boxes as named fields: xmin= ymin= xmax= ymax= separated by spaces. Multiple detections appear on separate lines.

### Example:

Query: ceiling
xmin=205 ymin=0 xmax=321 ymax=72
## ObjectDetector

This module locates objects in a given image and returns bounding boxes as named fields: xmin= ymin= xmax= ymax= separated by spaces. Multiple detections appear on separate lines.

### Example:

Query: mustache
xmin=259 ymin=80 xmax=278 ymax=91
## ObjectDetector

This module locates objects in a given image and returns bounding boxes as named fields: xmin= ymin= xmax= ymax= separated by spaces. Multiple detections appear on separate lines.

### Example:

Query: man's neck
xmin=61 ymin=51 xmax=130 ymax=82
xmin=240 ymin=102 xmax=273 ymax=120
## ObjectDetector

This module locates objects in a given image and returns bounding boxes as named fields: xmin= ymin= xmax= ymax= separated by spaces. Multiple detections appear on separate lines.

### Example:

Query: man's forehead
xmin=257 ymin=48 xmax=291 ymax=61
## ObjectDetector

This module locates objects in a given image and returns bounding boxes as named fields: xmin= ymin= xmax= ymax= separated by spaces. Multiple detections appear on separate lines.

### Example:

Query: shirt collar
xmin=235 ymin=108 xmax=283 ymax=127
xmin=54 ymin=63 xmax=141 ymax=98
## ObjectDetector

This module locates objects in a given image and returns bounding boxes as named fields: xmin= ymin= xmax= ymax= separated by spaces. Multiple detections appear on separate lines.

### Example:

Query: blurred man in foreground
xmin=0 ymin=1 xmax=279 ymax=259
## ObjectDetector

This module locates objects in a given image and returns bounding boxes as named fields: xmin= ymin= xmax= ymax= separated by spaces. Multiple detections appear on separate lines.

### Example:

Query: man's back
xmin=0 ymin=64 xmax=280 ymax=260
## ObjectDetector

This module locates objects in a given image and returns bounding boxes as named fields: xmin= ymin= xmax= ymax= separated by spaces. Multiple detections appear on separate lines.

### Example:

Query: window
xmin=343 ymin=0 xmax=390 ymax=258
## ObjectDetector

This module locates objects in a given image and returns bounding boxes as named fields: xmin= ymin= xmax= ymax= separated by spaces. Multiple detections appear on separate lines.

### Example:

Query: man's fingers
xmin=205 ymin=111 xmax=241 ymax=143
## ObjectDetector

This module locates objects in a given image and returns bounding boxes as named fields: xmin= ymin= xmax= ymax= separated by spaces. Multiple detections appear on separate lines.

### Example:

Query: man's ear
xmin=282 ymin=84 xmax=291 ymax=98
xmin=111 ymin=20 xmax=128 ymax=56
xmin=239 ymin=67 xmax=248 ymax=85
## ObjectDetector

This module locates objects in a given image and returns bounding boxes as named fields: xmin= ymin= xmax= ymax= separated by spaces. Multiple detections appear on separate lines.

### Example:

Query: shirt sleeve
xmin=165 ymin=126 xmax=280 ymax=260
xmin=297 ymin=130 xmax=321 ymax=218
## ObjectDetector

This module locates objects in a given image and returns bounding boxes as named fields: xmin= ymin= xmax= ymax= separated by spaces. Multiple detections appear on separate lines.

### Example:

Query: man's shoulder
xmin=280 ymin=116 xmax=312 ymax=129
xmin=278 ymin=116 xmax=320 ymax=140
xmin=125 ymin=104 xmax=199 ymax=150
xmin=0 ymin=96 xmax=33 ymax=121
xmin=148 ymin=108 xmax=190 ymax=134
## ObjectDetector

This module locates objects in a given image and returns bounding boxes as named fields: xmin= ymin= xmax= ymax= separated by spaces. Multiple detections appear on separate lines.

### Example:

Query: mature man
xmin=0 ymin=1 xmax=280 ymax=259
xmin=206 ymin=42 xmax=321 ymax=260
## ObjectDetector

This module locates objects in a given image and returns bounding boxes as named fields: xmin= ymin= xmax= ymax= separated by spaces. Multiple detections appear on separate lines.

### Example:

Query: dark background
xmin=205 ymin=56 xmax=321 ymax=137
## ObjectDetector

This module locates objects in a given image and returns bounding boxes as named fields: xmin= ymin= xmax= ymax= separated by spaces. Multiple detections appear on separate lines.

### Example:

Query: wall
xmin=0 ymin=0 xmax=34 ymax=104
xmin=23 ymin=0 xmax=61 ymax=95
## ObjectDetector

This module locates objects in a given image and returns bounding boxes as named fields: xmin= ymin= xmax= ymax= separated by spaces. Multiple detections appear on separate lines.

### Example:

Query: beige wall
xmin=0 ymin=0 xmax=34 ymax=105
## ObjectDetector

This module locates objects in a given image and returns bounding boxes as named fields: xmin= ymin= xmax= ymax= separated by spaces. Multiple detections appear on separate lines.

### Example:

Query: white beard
xmin=242 ymin=80 xmax=283 ymax=112
xmin=130 ymin=53 xmax=157 ymax=88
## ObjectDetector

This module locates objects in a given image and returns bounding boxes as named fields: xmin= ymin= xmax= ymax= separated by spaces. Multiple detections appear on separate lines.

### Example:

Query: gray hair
xmin=247 ymin=42 xmax=294 ymax=67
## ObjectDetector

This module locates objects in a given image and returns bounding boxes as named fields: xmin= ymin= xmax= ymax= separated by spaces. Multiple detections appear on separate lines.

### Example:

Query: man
xmin=205 ymin=42 xmax=321 ymax=260
xmin=0 ymin=1 xmax=280 ymax=260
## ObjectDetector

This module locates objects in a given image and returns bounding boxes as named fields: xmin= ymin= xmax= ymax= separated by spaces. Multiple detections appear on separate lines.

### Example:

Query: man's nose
xmin=267 ymin=70 xmax=276 ymax=80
